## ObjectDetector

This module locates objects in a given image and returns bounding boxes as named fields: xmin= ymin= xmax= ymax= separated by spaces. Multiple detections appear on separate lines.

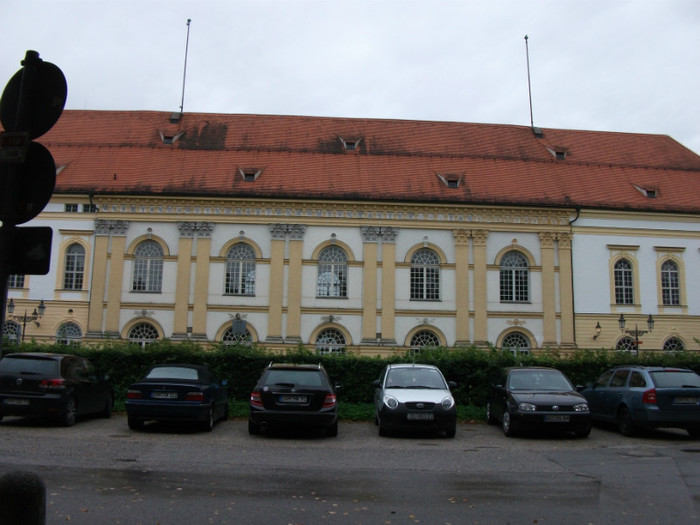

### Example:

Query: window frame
xmin=499 ymin=250 xmax=530 ymax=303
xmin=131 ymin=240 xmax=164 ymax=293
xmin=224 ymin=242 xmax=256 ymax=296
xmin=63 ymin=243 xmax=86 ymax=290
xmin=316 ymin=245 xmax=348 ymax=298
xmin=409 ymin=247 xmax=441 ymax=301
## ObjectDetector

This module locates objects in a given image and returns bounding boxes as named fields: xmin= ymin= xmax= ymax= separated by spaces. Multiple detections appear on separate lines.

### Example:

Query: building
xmin=3 ymin=110 xmax=700 ymax=354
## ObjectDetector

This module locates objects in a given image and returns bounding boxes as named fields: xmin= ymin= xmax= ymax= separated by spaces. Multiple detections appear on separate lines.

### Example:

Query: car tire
xmin=617 ymin=406 xmax=637 ymax=437
xmin=502 ymin=410 xmax=517 ymax=437
xmin=128 ymin=416 xmax=144 ymax=430
xmin=248 ymin=417 xmax=261 ymax=435
xmin=326 ymin=421 xmax=338 ymax=437
xmin=486 ymin=402 xmax=497 ymax=425
xmin=202 ymin=406 xmax=215 ymax=432
xmin=574 ymin=424 xmax=591 ymax=438
xmin=378 ymin=420 xmax=390 ymax=437
xmin=61 ymin=397 xmax=77 ymax=427
xmin=445 ymin=423 xmax=457 ymax=438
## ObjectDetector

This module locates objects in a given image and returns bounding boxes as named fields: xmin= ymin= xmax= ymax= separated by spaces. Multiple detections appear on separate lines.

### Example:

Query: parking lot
xmin=1 ymin=415 xmax=700 ymax=524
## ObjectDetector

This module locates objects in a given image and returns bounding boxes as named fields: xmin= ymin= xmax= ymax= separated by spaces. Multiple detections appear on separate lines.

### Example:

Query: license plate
xmin=151 ymin=392 xmax=178 ymax=399
xmin=3 ymin=399 xmax=29 ymax=406
xmin=407 ymin=412 xmax=434 ymax=421
xmin=675 ymin=397 xmax=698 ymax=404
xmin=279 ymin=395 xmax=308 ymax=403
xmin=544 ymin=415 xmax=570 ymax=423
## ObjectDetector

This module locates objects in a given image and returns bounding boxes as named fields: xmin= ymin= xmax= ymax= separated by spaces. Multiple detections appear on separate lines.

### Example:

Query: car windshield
xmin=508 ymin=370 xmax=572 ymax=391
xmin=146 ymin=366 xmax=200 ymax=381
xmin=265 ymin=369 xmax=324 ymax=387
xmin=385 ymin=368 xmax=446 ymax=389
xmin=650 ymin=370 xmax=700 ymax=388
xmin=0 ymin=356 xmax=59 ymax=375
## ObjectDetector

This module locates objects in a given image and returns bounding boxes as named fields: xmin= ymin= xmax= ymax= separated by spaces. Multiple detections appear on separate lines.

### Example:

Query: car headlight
xmin=518 ymin=402 xmax=536 ymax=412
xmin=441 ymin=396 xmax=455 ymax=410
xmin=573 ymin=403 xmax=589 ymax=412
xmin=383 ymin=395 xmax=399 ymax=409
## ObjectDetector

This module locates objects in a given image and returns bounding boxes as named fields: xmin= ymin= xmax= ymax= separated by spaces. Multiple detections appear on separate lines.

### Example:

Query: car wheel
xmin=128 ymin=416 xmax=144 ymax=430
xmin=574 ymin=424 xmax=591 ymax=438
xmin=445 ymin=423 xmax=457 ymax=438
xmin=326 ymin=421 xmax=338 ymax=437
xmin=100 ymin=394 xmax=113 ymax=419
xmin=617 ymin=406 xmax=637 ymax=437
xmin=202 ymin=406 xmax=215 ymax=432
xmin=378 ymin=419 xmax=389 ymax=437
xmin=502 ymin=410 xmax=517 ymax=437
xmin=486 ymin=402 xmax=497 ymax=425
xmin=248 ymin=417 xmax=261 ymax=435
xmin=61 ymin=397 xmax=77 ymax=427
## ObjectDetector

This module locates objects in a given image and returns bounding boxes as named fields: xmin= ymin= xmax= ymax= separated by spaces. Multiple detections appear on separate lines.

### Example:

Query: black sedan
xmin=486 ymin=367 xmax=591 ymax=438
xmin=126 ymin=364 xmax=228 ymax=431
xmin=580 ymin=366 xmax=700 ymax=437
xmin=0 ymin=352 xmax=112 ymax=426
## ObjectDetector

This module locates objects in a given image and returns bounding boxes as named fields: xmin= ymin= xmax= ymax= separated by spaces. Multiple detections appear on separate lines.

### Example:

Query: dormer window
xmin=159 ymin=131 xmax=185 ymax=145
xmin=436 ymin=173 xmax=462 ymax=188
xmin=633 ymin=184 xmax=658 ymax=198
xmin=338 ymin=137 xmax=362 ymax=152
xmin=547 ymin=146 xmax=568 ymax=160
xmin=238 ymin=167 xmax=263 ymax=182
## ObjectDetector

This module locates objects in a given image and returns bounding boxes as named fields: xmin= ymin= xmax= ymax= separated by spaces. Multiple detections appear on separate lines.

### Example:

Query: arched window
xmin=225 ymin=243 xmax=256 ymax=295
xmin=317 ymin=246 xmax=347 ymax=298
xmin=500 ymin=251 xmax=529 ymax=302
xmin=132 ymin=240 xmax=163 ymax=292
xmin=614 ymin=258 xmax=634 ymax=305
xmin=661 ymin=260 xmax=680 ymax=306
xmin=64 ymin=243 xmax=85 ymax=290
xmin=222 ymin=317 xmax=252 ymax=345
xmin=315 ymin=328 xmax=346 ymax=355
xmin=2 ymin=321 xmax=21 ymax=344
xmin=663 ymin=337 xmax=685 ymax=352
xmin=56 ymin=322 xmax=82 ymax=346
xmin=410 ymin=248 xmax=440 ymax=300
xmin=410 ymin=330 xmax=440 ymax=353
xmin=128 ymin=322 xmax=159 ymax=347
xmin=616 ymin=336 xmax=636 ymax=352
xmin=501 ymin=332 xmax=531 ymax=355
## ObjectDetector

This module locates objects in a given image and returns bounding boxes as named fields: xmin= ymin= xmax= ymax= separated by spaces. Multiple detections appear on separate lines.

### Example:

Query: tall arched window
xmin=317 ymin=246 xmax=347 ymax=298
xmin=64 ymin=243 xmax=85 ymax=290
xmin=128 ymin=322 xmax=159 ymax=347
xmin=614 ymin=258 xmax=634 ymax=305
xmin=410 ymin=330 xmax=440 ymax=353
xmin=661 ymin=260 xmax=680 ymax=306
xmin=225 ymin=243 xmax=256 ymax=295
xmin=132 ymin=240 xmax=163 ymax=292
xmin=315 ymin=328 xmax=346 ymax=355
xmin=56 ymin=322 xmax=82 ymax=346
xmin=500 ymin=251 xmax=529 ymax=302
xmin=501 ymin=332 xmax=531 ymax=355
xmin=410 ymin=248 xmax=440 ymax=300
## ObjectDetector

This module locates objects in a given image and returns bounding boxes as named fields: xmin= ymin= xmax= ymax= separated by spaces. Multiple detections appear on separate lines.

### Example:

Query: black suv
xmin=0 ymin=353 xmax=112 ymax=426
xmin=249 ymin=363 xmax=339 ymax=436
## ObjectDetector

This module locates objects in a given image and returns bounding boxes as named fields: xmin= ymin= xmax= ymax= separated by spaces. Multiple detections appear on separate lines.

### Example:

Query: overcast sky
xmin=2 ymin=0 xmax=699 ymax=154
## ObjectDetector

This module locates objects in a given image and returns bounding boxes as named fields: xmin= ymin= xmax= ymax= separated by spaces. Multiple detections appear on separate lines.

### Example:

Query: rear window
xmin=0 ymin=356 xmax=60 ymax=376
xmin=146 ymin=366 xmax=200 ymax=381
xmin=649 ymin=370 xmax=700 ymax=388
xmin=264 ymin=369 xmax=325 ymax=387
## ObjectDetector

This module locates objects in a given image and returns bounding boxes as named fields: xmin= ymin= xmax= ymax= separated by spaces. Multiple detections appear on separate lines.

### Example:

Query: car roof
xmin=505 ymin=366 xmax=560 ymax=372
xmin=150 ymin=363 xmax=210 ymax=371
xmin=609 ymin=365 xmax=693 ymax=372
xmin=387 ymin=363 xmax=439 ymax=370
xmin=267 ymin=363 xmax=324 ymax=370
xmin=3 ymin=352 xmax=72 ymax=360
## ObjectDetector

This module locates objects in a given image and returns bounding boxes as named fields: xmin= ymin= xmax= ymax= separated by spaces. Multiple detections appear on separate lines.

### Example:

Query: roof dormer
xmin=436 ymin=173 xmax=463 ymax=188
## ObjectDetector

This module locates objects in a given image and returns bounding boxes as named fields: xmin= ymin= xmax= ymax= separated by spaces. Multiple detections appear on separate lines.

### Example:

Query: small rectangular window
xmin=64 ymin=204 xmax=78 ymax=213
xmin=82 ymin=204 xmax=98 ymax=213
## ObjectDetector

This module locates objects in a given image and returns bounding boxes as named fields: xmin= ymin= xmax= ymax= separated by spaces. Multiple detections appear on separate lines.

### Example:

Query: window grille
xmin=500 ymin=251 xmax=529 ymax=302
xmin=315 ymin=328 xmax=346 ymax=355
xmin=132 ymin=240 xmax=163 ymax=292
xmin=663 ymin=337 xmax=684 ymax=352
xmin=501 ymin=332 xmax=531 ymax=355
xmin=616 ymin=336 xmax=636 ymax=352
xmin=317 ymin=246 xmax=348 ymax=298
xmin=410 ymin=248 xmax=440 ymax=300
xmin=614 ymin=259 xmax=634 ymax=305
xmin=225 ymin=243 xmax=256 ymax=295
xmin=64 ymin=243 xmax=85 ymax=290
xmin=128 ymin=322 xmax=159 ymax=347
xmin=410 ymin=330 xmax=440 ymax=354
xmin=2 ymin=321 xmax=21 ymax=344
xmin=8 ymin=274 xmax=24 ymax=288
xmin=56 ymin=322 xmax=82 ymax=346
xmin=661 ymin=260 xmax=680 ymax=306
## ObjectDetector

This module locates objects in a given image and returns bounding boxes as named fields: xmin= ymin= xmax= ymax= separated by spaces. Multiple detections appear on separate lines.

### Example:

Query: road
xmin=1 ymin=414 xmax=699 ymax=524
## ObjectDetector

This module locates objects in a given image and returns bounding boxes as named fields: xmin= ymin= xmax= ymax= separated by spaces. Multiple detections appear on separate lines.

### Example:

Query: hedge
xmin=3 ymin=341 xmax=700 ymax=418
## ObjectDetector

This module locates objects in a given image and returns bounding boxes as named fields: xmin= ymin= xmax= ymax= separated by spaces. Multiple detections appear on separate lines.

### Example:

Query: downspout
xmin=568 ymin=207 xmax=581 ymax=347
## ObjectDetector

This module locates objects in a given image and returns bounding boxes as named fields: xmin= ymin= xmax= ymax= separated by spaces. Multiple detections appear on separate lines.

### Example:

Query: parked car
xmin=579 ymin=366 xmax=700 ymax=437
xmin=486 ymin=367 xmax=591 ymax=438
xmin=0 ymin=352 xmax=112 ymax=426
xmin=373 ymin=363 xmax=457 ymax=438
xmin=248 ymin=363 xmax=339 ymax=436
xmin=126 ymin=364 xmax=228 ymax=431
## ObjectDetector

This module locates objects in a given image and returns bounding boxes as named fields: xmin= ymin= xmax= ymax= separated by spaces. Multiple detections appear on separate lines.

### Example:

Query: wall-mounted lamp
xmin=593 ymin=322 xmax=601 ymax=340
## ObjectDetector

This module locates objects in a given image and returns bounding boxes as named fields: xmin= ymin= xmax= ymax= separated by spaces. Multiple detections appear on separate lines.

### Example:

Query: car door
xmin=72 ymin=358 xmax=103 ymax=414
xmin=490 ymin=372 xmax=509 ymax=420
xmin=586 ymin=370 xmax=613 ymax=419
xmin=601 ymin=369 xmax=630 ymax=419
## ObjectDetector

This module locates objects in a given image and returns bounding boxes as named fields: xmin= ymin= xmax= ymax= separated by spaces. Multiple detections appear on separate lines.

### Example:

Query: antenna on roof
xmin=524 ymin=35 xmax=543 ymax=138
xmin=172 ymin=18 xmax=192 ymax=123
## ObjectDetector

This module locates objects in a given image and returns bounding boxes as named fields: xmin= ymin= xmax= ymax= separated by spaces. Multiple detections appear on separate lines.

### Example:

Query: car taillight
xmin=39 ymin=379 xmax=66 ymax=390
xmin=186 ymin=392 xmax=204 ymax=402
xmin=126 ymin=390 xmax=143 ymax=399
xmin=322 ymin=394 xmax=337 ymax=408
xmin=642 ymin=388 xmax=657 ymax=404
xmin=250 ymin=392 xmax=263 ymax=407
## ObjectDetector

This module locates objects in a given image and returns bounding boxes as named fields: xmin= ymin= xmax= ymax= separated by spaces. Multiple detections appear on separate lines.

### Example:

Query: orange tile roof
xmin=17 ymin=110 xmax=700 ymax=213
